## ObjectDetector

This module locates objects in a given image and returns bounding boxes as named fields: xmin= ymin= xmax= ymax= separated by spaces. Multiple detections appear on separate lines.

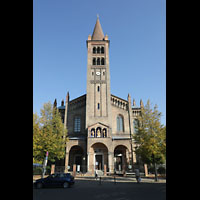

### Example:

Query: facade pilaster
xmin=108 ymin=151 xmax=114 ymax=173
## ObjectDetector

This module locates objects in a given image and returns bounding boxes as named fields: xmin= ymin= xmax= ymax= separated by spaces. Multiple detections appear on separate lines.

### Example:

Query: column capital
xmin=108 ymin=151 xmax=114 ymax=155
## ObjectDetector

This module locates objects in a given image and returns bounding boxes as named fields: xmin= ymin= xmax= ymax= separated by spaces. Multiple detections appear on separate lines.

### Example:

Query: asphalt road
xmin=33 ymin=178 xmax=166 ymax=200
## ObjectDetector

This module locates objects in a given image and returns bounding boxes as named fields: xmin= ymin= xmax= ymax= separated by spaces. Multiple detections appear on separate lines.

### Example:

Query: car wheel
xmin=63 ymin=182 xmax=69 ymax=188
xmin=36 ymin=182 xmax=43 ymax=189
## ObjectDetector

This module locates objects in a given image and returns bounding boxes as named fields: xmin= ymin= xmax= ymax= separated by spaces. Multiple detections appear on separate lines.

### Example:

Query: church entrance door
xmin=90 ymin=143 xmax=108 ymax=174
xmin=95 ymin=154 xmax=103 ymax=170
xmin=115 ymin=155 xmax=122 ymax=171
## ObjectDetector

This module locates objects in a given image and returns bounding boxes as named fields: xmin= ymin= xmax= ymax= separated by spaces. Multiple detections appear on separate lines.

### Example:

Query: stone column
xmin=123 ymin=165 xmax=126 ymax=176
xmin=64 ymin=93 xmax=69 ymax=173
xmin=87 ymin=152 xmax=94 ymax=174
xmin=144 ymin=164 xmax=148 ymax=177
xmin=87 ymin=152 xmax=90 ymax=172
xmin=73 ymin=164 xmax=76 ymax=177
xmin=64 ymin=152 xmax=69 ymax=173
xmin=108 ymin=152 xmax=114 ymax=173
xmin=82 ymin=153 xmax=87 ymax=173
xmin=127 ymin=94 xmax=134 ymax=171
xmin=104 ymin=164 xmax=107 ymax=176
xmin=51 ymin=164 xmax=55 ymax=174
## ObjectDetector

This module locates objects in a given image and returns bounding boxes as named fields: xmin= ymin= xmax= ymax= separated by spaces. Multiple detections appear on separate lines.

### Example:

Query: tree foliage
xmin=133 ymin=100 xmax=166 ymax=165
xmin=33 ymin=102 xmax=68 ymax=164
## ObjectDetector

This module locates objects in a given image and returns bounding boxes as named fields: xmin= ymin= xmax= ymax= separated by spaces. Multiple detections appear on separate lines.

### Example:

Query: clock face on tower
xmin=96 ymin=71 xmax=101 ymax=76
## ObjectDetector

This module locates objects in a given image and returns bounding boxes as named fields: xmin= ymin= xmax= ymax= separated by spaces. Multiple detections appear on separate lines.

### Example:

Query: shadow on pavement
xmin=33 ymin=177 xmax=166 ymax=200
xmin=74 ymin=175 xmax=166 ymax=184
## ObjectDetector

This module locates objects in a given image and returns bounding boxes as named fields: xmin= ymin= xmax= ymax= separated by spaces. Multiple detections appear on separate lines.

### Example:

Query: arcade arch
xmin=114 ymin=145 xmax=130 ymax=172
xmin=68 ymin=145 xmax=84 ymax=172
xmin=89 ymin=143 xmax=109 ymax=172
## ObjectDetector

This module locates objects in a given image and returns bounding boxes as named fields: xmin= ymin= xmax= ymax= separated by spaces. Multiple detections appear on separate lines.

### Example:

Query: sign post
xmin=42 ymin=151 xmax=48 ymax=178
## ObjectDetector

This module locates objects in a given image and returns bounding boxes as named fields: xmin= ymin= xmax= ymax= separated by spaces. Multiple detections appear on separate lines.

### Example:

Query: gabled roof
xmin=92 ymin=17 xmax=104 ymax=40
xmin=88 ymin=122 xmax=109 ymax=129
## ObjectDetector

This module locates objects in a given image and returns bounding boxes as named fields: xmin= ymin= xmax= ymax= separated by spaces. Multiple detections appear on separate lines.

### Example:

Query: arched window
xmin=74 ymin=116 xmax=81 ymax=132
xmin=93 ymin=58 xmax=96 ymax=65
xmin=101 ymin=47 xmax=104 ymax=54
xmin=97 ymin=58 xmax=100 ymax=65
xmin=133 ymin=119 xmax=139 ymax=134
xmin=93 ymin=47 xmax=96 ymax=54
xmin=117 ymin=115 xmax=124 ymax=132
xmin=101 ymin=58 xmax=105 ymax=65
xmin=97 ymin=47 xmax=100 ymax=54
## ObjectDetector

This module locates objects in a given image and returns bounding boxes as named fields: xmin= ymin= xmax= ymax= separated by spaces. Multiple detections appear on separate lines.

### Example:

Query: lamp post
xmin=42 ymin=151 xmax=48 ymax=178
xmin=83 ymin=156 xmax=86 ymax=173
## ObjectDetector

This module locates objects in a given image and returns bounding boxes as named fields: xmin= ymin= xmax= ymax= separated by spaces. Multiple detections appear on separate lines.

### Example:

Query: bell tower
xmin=86 ymin=16 xmax=112 ymax=129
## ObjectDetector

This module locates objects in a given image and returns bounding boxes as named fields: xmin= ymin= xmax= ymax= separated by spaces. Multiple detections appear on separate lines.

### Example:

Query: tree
xmin=33 ymin=112 xmax=42 ymax=164
xmin=133 ymin=100 xmax=166 ymax=181
xmin=33 ymin=102 xmax=68 ymax=164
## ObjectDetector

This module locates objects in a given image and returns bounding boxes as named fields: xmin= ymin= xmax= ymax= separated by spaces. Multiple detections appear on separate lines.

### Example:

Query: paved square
xmin=33 ymin=176 xmax=166 ymax=200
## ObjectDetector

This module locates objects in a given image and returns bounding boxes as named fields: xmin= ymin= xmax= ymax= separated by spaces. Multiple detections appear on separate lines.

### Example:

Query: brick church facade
xmin=55 ymin=17 xmax=143 ymax=175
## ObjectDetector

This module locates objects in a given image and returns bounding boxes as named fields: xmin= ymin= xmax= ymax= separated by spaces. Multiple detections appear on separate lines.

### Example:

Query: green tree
xmin=33 ymin=102 xmax=68 ymax=164
xmin=33 ymin=112 xmax=42 ymax=164
xmin=133 ymin=100 xmax=166 ymax=181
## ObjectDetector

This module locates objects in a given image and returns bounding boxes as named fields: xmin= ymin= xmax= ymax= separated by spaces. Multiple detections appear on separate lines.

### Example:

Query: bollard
xmin=104 ymin=165 xmax=107 ymax=176
xmin=73 ymin=164 xmax=76 ymax=178
xmin=99 ymin=176 xmax=102 ymax=185
xmin=114 ymin=175 xmax=116 ymax=184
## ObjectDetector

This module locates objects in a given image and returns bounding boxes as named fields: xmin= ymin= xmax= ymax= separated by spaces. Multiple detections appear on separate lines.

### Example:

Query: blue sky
xmin=33 ymin=0 xmax=166 ymax=125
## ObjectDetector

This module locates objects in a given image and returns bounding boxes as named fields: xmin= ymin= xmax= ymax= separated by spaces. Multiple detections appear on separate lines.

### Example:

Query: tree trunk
xmin=154 ymin=162 xmax=158 ymax=182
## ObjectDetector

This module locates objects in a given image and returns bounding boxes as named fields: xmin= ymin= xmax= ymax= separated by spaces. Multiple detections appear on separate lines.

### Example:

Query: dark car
xmin=34 ymin=173 xmax=75 ymax=189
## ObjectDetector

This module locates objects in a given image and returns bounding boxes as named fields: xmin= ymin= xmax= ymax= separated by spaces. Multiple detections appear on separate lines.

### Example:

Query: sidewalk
xmin=75 ymin=175 xmax=166 ymax=183
xmin=33 ymin=174 xmax=166 ymax=184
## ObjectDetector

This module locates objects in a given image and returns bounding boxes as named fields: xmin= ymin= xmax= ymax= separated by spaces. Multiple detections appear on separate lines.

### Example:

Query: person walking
xmin=135 ymin=169 xmax=141 ymax=184
xmin=95 ymin=170 xmax=98 ymax=180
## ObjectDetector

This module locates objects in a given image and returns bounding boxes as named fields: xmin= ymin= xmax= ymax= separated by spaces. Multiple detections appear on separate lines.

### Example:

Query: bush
xmin=33 ymin=167 xmax=43 ymax=175
xmin=46 ymin=166 xmax=51 ymax=175
xmin=33 ymin=165 xmax=51 ymax=175
xmin=157 ymin=166 xmax=166 ymax=174
xmin=148 ymin=165 xmax=166 ymax=175
xmin=148 ymin=166 xmax=155 ymax=174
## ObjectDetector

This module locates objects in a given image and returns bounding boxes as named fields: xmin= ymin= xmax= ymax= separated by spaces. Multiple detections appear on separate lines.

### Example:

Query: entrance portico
xmin=88 ymin=142 xmax=109 ymax=174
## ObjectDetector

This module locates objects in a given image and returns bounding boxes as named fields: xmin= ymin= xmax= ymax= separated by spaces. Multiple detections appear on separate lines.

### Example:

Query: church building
xmin=55 ymin=17 xmax=143 ymax=175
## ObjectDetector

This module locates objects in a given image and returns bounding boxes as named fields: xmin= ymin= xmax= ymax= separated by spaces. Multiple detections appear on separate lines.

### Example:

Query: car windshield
xmin=59 ymin=173 xmax=65 ymax=178
xmin=49 ymin=174 xmax=57 ymax=178
xmin=47 ymin=173 xmax=71 ymax=179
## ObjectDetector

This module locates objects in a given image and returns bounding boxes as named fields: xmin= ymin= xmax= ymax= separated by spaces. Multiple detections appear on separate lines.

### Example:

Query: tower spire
xmin=140 ymin=99 xmax=144 ymax=108
xmin=133 ymin=99 xmax=136 ymax=106
xmin=92 ymin=16 xmax=104 ymax=40
xmin=53 ymin=98 xmax=57 ymax=108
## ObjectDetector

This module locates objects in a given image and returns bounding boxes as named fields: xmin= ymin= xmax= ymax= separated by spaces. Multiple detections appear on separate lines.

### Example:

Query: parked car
xmin=34 ymin=173 xmax=75 ymax=189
